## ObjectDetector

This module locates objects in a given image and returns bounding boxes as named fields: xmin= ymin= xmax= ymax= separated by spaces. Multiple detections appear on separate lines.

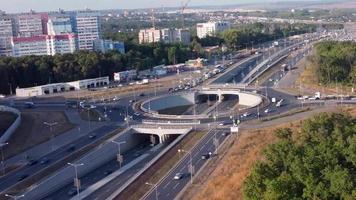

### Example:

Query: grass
xmin=117 ymin=131 xmax=206 ymax=200
xmin=3 ymin=111 xmax=75 ymax=159
xmin=0 ymin=112 xmax=17 ymax=137
xmin=158 ymin=105 xmax=192 ymax=115
xmin=185 ymin=122 xmax=303 ymax=200
xmin=79 ymin=109 xmax=102 ymax=121
xmin=297 ymin=58 xmax=354 ymax=95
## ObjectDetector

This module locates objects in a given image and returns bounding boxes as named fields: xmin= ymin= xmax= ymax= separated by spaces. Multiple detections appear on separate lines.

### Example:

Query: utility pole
xmin=145 ymin=182 xmax=158 ymax=200
xmin=43 ymin=122 xmax=58 ymax=151
xmin=4 ymin=194 xmax=25 ymax=200
xmin=178 ymin=149 xmax=193 ymax=184
xmin=67 ymin=163 xmax=84 ymax=197
xmin=0 ymin=142 xmax=9 ymax=175
xmin=111 ymin=141 xmax=126 ymax=168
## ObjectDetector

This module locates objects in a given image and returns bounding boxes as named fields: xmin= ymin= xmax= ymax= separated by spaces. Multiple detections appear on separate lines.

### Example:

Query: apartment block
xmin=196 ymin=21 xmax=230 ymax=38
xmin=139 ymin=28 xmax=190 ymax=45
xmin=75 ymin=10 xmax=101 ymax=50
xmin=0 ymin=15 xmax=13 ymax=56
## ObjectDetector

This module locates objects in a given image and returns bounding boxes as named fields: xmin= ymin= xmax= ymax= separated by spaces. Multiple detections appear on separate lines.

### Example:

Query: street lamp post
xmin=0 ymin=142 xmax=9 ymax=175
xmin=83 ymin=107 xmax=92 ymax=131
xmin=145 ymin=182 xmax=158 ymax=200
xmin=68 ymin=163 xmax=84 ymax=197
xmin=111 ymin=141 xmax=126 ymax=168
xmin=4 ymin=194 xmax=24 ymax=200
xmin=43 ymin=122 xmax=58 ymax=151
xmin=178 ymin=149 xmax=193 ymax=184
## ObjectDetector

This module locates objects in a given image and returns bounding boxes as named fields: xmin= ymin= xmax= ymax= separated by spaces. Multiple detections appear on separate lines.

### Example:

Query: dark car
xmin=88 ymin=134 xmax=96 ymax=139
xmin=67 ymin=188 xmax=77 ymax=196
xmin=103 ymin=170 xmax=113 ymax=175
xmin=40 ymin=158 xmax=50 ymax=165
xmin=201 ymin=154 xmax=210 ymax=160
xmin=67 ymin=145 xmax=76 ymax=152
xmin=139 ymin=93 xmax=145 ymax=97
xmin=17 ymin=174 xmax=29 ymax=181
xmin=27 ymin=160 xmax=38 ymax=166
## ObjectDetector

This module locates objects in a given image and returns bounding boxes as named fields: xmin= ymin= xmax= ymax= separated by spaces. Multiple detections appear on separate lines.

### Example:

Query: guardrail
xmin=142 ymin=119 xmax=201 ymax=125
xmin=0 ymin=106 xmax=21 ymax=143
xmin=106 ymin=128 xmax=193 ymax=200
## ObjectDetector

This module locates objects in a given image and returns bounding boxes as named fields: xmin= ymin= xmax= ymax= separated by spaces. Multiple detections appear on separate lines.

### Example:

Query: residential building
xmin=47 ymin=34 xmax=77 ymax=55
xmin=14 ymin=12 xmax=47 ymax=37
xmin=11 ymin=34 xmax=77 ymax=57
xmin=139 ymin=28 xmax=190 ymax=45
xmin=196 ymin=21 xmax=230 ymax=38
xmin=75 ymin=10 xmax=101 ymax=50
xmin=94 ymin=39 xmax=125 ymax=54
xmin=0 ymin=15 xmax=13 ymax=56
xmin=47 ymin=16 xmax=73 ymax=35
xmin=11 ymin=35 xmax=48 ymax=56
xmin=139 ymin=28 xmax=161 ymax=44
xmin=173 ymin=29 xmax=190 ymax=45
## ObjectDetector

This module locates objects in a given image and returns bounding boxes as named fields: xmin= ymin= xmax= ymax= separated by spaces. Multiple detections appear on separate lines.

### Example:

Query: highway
xmin=0 ymin=124 xmax=118 ymax=193
xmin=142 ymin=129 xmax=228 ymax=200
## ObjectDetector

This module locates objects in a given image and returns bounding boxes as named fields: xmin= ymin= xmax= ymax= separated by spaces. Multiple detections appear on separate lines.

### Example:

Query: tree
xmin=243 ymin=113 xmax=356 ymax=200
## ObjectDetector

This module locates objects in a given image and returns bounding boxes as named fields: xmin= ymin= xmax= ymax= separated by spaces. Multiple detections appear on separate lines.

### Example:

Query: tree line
xmin=243 ymin=113 xmax=356 ymax=200
xmin=312 ymin=41 xmax=356 ymax=86
xmin=0 ymin=22 xmax=319 ymax=95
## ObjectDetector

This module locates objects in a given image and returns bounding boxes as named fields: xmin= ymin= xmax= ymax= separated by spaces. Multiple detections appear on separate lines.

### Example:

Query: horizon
xmin=0 ymin=0 xmax=344 ymax=13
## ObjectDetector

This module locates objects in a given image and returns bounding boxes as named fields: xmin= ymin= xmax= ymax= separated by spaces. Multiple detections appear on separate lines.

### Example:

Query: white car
xmin=174 ymin=173 xmax=184 ymax=180
xmin=0 ymin=94 xmax=5 ymax=98
xmin=243 ymin=112 xmax=250 ymax=117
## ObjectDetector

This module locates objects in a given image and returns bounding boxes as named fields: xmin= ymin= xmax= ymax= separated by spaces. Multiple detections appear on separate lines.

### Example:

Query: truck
xmin=276 ymin=99 xmax=284 ymax=107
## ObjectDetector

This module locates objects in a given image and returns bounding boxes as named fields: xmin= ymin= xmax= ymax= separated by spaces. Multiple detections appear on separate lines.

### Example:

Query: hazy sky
xmin=0 ymin=0 xmax=301 ymax=13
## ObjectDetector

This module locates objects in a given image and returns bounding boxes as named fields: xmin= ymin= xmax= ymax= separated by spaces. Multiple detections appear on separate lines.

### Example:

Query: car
xmin=219 ymin=121 xmax=231 ymax=126
xmin=17 ymin=174 xmax=29 ymax=181
xmin=243 ymin=112 xmax=250 ymax=117
xmin=24 ymin=102 xmax=35 ymax=108
xmin=134 ymin=112 xmax=141 ymax=116
xmin=40 ymin=158 xmax=50 ymax=165
xmin=129 ymin=100 xmax=136 ymax=104
xmin=201 ymin=154 xmax=209 ymax=160
xmin=222 ymin=132 xmax=230 ymax=137
xmin=88 ymin=134 xmax=96 ymax=139
xmin=67 ymin=145 xmax=76 ymax=152
xmin=139 ymin=93 xmax=145 ymax=97
xmin=103 ymin=170 xmax=113 ymax=175
xmin=67 ymin=188 xmax=77 ymax=196
xmin=27 ymin=160 xmax=38 ymax=166
xmin=0 ymin=94 xmax=5 ymax=98
xmin=174 ymin=173 xmax=184 ymax=180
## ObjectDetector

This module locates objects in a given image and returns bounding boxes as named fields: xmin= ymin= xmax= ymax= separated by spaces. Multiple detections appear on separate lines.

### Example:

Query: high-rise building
xmin=139 ymin=28 xmax=190 ymax=45
xmin=173 ymin=29 xmax=190 ymax=45
xmin=14 ymin=12 xmax=48 ymax=37
xmin=11 ymin=34 xmax=77 ymax=57
xmin=139 ymin=28 xmax=162 ymax=44
xmin=196 ymin=21 xmax=230 ymax=38
xmin=47 ymin=16 xmax=73 ymax=35
xmin=75 ymin=10 xmax=101 ymax=50
xmin=0 ymin=14 xmax=14 ymax=56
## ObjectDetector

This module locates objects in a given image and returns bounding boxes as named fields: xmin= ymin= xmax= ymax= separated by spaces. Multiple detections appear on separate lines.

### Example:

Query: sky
xmin=0 ymin=0 xmax=319 ymax=13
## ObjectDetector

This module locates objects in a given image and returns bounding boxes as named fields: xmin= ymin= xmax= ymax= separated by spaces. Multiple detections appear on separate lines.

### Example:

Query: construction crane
xmin=181 ymin=0 xmax=191 ymax=28
xmin=151 ymin=8 xmax=156 ymax=29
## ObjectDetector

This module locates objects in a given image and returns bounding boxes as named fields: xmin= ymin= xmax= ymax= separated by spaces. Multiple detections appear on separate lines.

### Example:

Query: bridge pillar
xmin=218 ymin=94 xmax=223 ymax=102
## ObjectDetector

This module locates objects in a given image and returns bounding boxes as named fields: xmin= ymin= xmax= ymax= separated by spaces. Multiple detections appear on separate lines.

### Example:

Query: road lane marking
xmin=173 ymin=182 xmax=180 ymax=189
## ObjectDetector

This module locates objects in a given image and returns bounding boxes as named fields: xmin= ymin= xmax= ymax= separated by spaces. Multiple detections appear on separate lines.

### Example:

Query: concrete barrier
xmin=106 ymin=128 xmax=192 ymax=200
xmin=0 ymin=106 xmax=21 ymax=143
xmin=21 ymin=128 xmax=141 ymax=200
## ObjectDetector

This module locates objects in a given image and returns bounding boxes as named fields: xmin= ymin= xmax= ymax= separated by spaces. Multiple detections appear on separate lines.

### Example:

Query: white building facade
xmin=0 ymin=15 xmax=13 ymax=56
xmin=75 ymin=10 xmax=101 ymax=50
xmin=196 ymin=21 xmax=230 ymax=38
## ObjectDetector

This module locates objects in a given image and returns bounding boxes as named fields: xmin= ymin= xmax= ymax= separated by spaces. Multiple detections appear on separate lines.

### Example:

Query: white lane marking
xmin=163 ymin=181 xmax=171 ymax=189
xmin=173 ymin=182 xmax=180 ymax=189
